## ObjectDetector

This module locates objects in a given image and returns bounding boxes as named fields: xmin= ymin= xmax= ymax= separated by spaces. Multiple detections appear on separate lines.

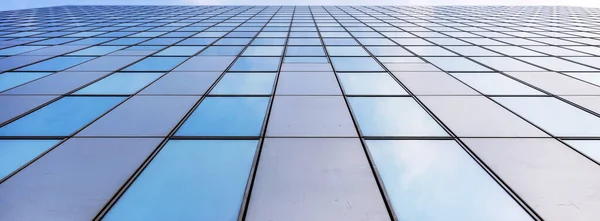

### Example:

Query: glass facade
xmin=1 ymin=5 xmax=600 ymax=221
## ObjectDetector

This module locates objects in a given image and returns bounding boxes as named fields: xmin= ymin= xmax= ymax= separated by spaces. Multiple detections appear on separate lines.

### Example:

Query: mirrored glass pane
xmin=338 ymin=73 xmax=408 ymax=95
xmin=0 ymin=140 xmax=60 ymax=179
xmin=210 ymin=73 xmax=276 ymax=95
xmin=74 ymin=72 xmax=163 ymax=95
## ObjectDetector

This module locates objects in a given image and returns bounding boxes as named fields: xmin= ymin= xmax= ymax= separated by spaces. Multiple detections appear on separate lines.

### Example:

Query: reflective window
xmin=18 ymin=56 xmax=95 ymax=71
xmin=288 ymin=38 xmax=322 ymax=45
xmin=338 ymin=73 xmax=408 ymax=95
xmin=74 ymin=72 xmax=163 ymax=95
xmin=367 ymin=140 xmax=532 ymax=221
xmin=452 ymin=73 xmax=544 ymax=95
xmin=424 ymin=57 xmax=491 ymax=72
xmin=229 ymin=57 xmax=281 ymax=72
xmin=176 ymin=97 xmax=270 ymax=136
xmin=285 ymin=46 xmax=325 ymax=56
xmin=198 ymin=46 xmax=244 ymax=56
xmin=103 ymin=140 xmax=257 ymax=221
xmin=494 ymin=97 xmax=600 ymax=137
xmin=366 ymin=46 xmax=412 ymax=56
xmin=210 ymin=73 xmax=276 ymax=95
xmin=326 ymin=46 xmax=369 ymax=56
xmin=0 ymin=72 xmax=52 ymax=92
xmin=564 ymin=140 xmax=600 ymax=163
xmin=250 ymin=38 xmax=286 ymax=45
xmin=69 ymin=46 xmax=125 ymax=56
xmin=0 ymin=140 xmax=60 ymax=179
xmin=406 ymin=46 xmax=457 ymax=56
xmin=155 ymin=46 xmax=205 ymax=56
xmin=0 ymin=46 xmax=45 ymax=55
xmin=323 ymin=38 xmax=359 ymax=45
xmin=471 ymin=57 xmax=543 ymax=71
xmin=123 ymin=57 xmax=186 ymax=71
xmin=348 ymin=97 xmax=448 ymax=136
xmin=331 ymin=57 xmax=384 ymax=72
xmin=0 ymin=96 xmax=124 ymax=136
xmin=242 ymin=46 xmax=284 ymax=56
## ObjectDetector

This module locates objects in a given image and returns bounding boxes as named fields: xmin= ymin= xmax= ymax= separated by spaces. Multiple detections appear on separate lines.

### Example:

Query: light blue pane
xmin=177 ymin=38 xmax=217 ymax=45
xmin=176 ymin=97 xmax=270 ymax=136
xmin=0 ymin=140 xmax=60 ymax=180
xmin=198 ymin=46 xmax=244 ymax=56
xmin=0 ymin=96 xmax=125 ymax=136
xmin=338 ymin=73 xmax=408 ymax=95
xmin=564 ymin=140 xmax=600 ymax=163
xmin=69 ymin=46 xmax=125 ymax=56
xmin=123 ymin=57 xmax=186 ymax=71
xmin=367 ymin=140 xmax=532 ymax=221
xmin=250 ymin=38 xmax=286 ymax=45
xmin=210 ymin=73 xmax=276 ymax=95
xmin=74 ymin=72 xmax=163 ymax=95
xmin=0 ymin=46 xmax=45 ymax=56
xmin=103 ymin=140 xmax=257 ymax=221
xmin=348 ymin=97 xmax=448 ymax=136
xmin=286 ymin=46 xmax=326 ymax=56
xmin=242 ymin=46 xmax=284 ymax=56
xmin=229 ymin=57 xmax=281 ymax=72
xmin=214 ymin=37 xmax=253 ymax=45
xmin=288 ymin=38 xmax=322 ymax=45
xmin=326 ymin=46 xmax=369 ymax=56
xmin=103 ymin=38 xmax=148 ymax=45
xmin=18 ymin=56 xmax=95 ymax=71
xmin=331 ymin=57 xmax=384 ymax=72
xmin=323 ymin=38 xmax=359 ymax=45
xmin=0 ymin=72 xmax=52 ymax=92
xmin=156 ymin=46 xmax=205 ymax=56
xmin=284 ymin=57 xmax=328 ymax=63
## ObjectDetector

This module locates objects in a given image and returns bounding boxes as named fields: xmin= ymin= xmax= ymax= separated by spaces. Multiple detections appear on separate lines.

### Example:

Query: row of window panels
xmin=2 ymin=94 xmax=600 ymax=138
xmin=4 ymin=35 xmax=600 ymax=49
xmin=5 ymin=44 xmax=600 ymax=58
xmin=1 ymin=138 xmax=599 ymax=220
xmin=3 ymin=28 xmax=600 ymax=39
xmin=4 ymin=55 xmax=600 ymax=75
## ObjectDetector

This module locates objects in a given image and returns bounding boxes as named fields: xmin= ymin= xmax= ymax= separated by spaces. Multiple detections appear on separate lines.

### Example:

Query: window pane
xmin=155 ymin=46 xmax=205 ymax=56
xmin=285 ymin=46 xmax=325 ymax=56
xmin=104 ymin=140 xmax=256 ymax=221
xmin=123 ymin=57 xmax=186 ymax=71
xmin=176 ymin=97 xmax=270 ymax=136
xmin=494 ymin=97 xmax=600 ymax=137
xmin=0 ymin=46 xmax=45 ymax=55
xmin=69 ymin=46 xmax=125 ymax=56
xmin=331 ymin=57 xmax=384 ymax=72
xmin=367 ymin=140 xmax=532 ymax=221
xmin=451 ymin=73 xmax=543 ymax=95
xmin=326 ymin=46 xmax=369 ymax=56
xmin=74 ymin=72 xmax=163 ymax=95
xmin=348 ymin=97 xmax=448 ymax=136
xmin=338 ymin=73 xmax=408 ymax=95
xmin=210 ymin=73 xmax=276 ymax=95
xmin=564 ymin=140 xmax=600 ymax=163
xmin=242 ymin=46 xmax=284 ymax=56
xmin=229 ymin=57 xmax=281 ymax=72
xmin=406 ymin=46 xmax=456 ymax=56
xmin=0 ymin=72 xmax=52 ymax=92
xmin=0 ymin=140 xmax=59 ymax=179
xmin=424 ymin=57 xmax=491 ymax=72
xmin=18 ymin=56 xmax=95 ymax=71
xmin=0 ymin=96 xmax=124 ymax=136
xmin=198 ymin=46 xmax=244 ymax=56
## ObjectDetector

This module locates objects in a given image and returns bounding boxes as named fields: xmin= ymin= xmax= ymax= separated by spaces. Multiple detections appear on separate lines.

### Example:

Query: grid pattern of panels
xmin=1 ymin=5 xmax=600 ymax=221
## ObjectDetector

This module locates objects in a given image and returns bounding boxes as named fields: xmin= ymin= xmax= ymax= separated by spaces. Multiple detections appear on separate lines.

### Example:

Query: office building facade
xmin=0 ymin=5 xmax=600 ymax=221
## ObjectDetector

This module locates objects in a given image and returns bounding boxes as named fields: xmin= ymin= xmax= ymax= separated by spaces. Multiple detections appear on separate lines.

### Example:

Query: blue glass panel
xmin=286 ymin=46 xmax=326 ymax=56
xmin=210 ymin=73 xmax=276 ymax=95
xmin=327 ymin=46 xmax=369 ymax=56
xmin=348 ymin=97 xmax=448 ymax=136
xmin=103 ymin=140 xmax=257 ymax=221
xmin=123 ymin=57 xmax=186 ymax=71
xmin=0 ymin=140 xmax=60 ymax=179
xmin=229 ymin=57 xmax=281 ymax=72
xmin=18 ymin=56 xmax=95 ymax=71
xmin=0 ymin=96 xmax=124 ymax=136
xmin=323 ymin=38 xmax=359 ymax=45
xmin=288 ymin=38 xmax=322 ymax=45
xmin=242 ymin=46 xmax=284 ymax=56
xmin=177 ymin=38 xmax=217 ymax=46
xmin=74 ymin=72 xmax=163 ymax=95
xmin=102 ymin=38 xmax=149 ymax=45
xmin=367 ymin=140 xmax=532 ymax=221
xmin=155 ymin=46 xmax=205 ymax=56
xmin=214 ymin=38 xmax=253 ymax=45
xmin=338 ymin=73 xmax=408 ymax=95
xmin=251 ymin=38 xmax=286 ymax=45
xmin=284 ymin=57 xmax=328 ymax=63
xmin=0 ymin=46 xmax=45 ymax=56
xmin=69 ymin=46 xmax=125 ymax=56
xmin=331 ymin=57 xmax=384 ymax=72
xmin=176 ymin=97 xmax=270 ymax=136
xmin=0 ymin=72 xmax=52 ymax=92
xmin=198 ymin=46 xmax=244 ymax=56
